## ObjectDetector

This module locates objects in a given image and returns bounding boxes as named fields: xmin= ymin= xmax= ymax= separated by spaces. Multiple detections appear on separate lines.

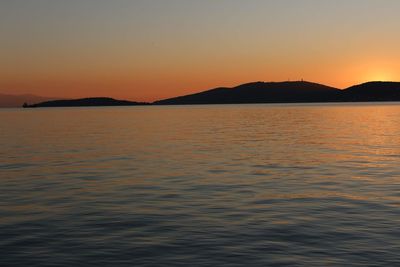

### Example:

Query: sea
xmin=1 ymin=103 xmax=400 ymax=266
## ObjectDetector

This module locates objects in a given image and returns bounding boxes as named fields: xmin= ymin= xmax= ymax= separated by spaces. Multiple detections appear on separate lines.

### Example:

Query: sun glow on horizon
xmin=366 ymin=72 xmax=395 ymax=83
xmin=361 ymin=65 xmax=396 ymax=83
xmin=2 ymin=1 xmax=400 ymax=100
xmin=342 ymin=59 xmax=400 ymax=88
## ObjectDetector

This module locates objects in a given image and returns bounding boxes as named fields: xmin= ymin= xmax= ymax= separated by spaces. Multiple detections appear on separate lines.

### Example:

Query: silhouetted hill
xmin=155 ymin=81 xmax=342 ymax=105
xmin=24 ymin=97 xmax=149 ymax=108
xmin=343 ymin=82 xmax=400 ymax=101
xmin=0 ymin=93 xmax=55 ymax=108
xmin=19 ymin=81 xmax=400 ymax=108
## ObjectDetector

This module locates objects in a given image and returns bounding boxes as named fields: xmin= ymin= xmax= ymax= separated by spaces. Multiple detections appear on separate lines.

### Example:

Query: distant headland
xmin=20 ymin=81 xmax=400 ymax=108
xmin=23 ymin=97 xmax=149 ymax=108
xmin=0 ymin=93 xmax=56 ymax=108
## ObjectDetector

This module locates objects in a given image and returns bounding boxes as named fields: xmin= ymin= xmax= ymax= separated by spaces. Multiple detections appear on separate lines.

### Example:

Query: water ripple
xmin=2 ymin=104 xmax=400 ymax=266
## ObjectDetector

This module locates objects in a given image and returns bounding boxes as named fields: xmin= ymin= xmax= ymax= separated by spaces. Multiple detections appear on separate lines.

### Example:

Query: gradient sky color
xmin=1 ymin=0 xmax=400 ymax=101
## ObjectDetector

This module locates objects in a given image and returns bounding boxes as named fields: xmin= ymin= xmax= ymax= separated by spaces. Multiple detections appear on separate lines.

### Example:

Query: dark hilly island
xmin=22 ymin=81 xmax=400 ymax=108
xmin=155 ymin=81 xmax=341 ymax=105
xmin=24 ymin=97 xmax=149 ymax=108
xmin=155 ymin=81 xmax=400 ymax=105
xmin=343 ymin=81 xmax=400 ymax=101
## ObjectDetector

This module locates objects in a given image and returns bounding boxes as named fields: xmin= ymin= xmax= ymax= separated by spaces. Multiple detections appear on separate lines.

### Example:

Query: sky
xmin=1 ymin=0 xmax=400 ymax=101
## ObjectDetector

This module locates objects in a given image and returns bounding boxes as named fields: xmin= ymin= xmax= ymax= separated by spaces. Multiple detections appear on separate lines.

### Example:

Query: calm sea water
xmin=2 ymin=103 xmax=400 ymax=266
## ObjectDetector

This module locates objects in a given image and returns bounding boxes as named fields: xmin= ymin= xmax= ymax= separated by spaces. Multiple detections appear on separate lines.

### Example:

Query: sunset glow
xmin=4 ymin=1 xmax=400 ymax=265
xmin=1 ymin=0 xmax=400 ymax=101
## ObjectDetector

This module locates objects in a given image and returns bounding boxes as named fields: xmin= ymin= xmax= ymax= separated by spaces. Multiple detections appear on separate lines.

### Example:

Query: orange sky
xmin=1 ymin=0 xmax=400 ymax=102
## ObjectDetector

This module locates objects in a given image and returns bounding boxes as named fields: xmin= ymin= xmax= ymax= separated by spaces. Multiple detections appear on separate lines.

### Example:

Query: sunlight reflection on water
xmin=1 ymin=103 xmax=400 ymax=266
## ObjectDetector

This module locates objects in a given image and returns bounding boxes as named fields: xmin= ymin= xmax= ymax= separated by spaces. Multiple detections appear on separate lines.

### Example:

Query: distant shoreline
xmin=0 ymin=101 xmax=393 ymax=109
xmin=21 ymin=81 xmax=400 ymax=108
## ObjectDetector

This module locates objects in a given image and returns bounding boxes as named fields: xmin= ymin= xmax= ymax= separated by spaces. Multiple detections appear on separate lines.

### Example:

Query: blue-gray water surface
xmin=2 ymin=103 xmax=400 ymax=266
